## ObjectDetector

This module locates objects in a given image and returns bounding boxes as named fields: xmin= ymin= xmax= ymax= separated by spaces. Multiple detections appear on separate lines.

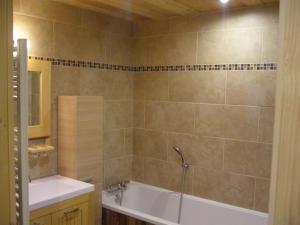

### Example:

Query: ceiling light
xmin=220 ymin=0 xmax=230 ymax=4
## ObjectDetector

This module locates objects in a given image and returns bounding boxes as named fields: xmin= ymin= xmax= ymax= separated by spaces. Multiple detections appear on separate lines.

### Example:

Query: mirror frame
xmin=28 ymin=59 xmax=51 ymax=139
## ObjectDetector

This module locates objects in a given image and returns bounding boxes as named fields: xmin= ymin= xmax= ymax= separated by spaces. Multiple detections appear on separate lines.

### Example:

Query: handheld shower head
xmin=173 ymin=146 xmax=189 ymax=168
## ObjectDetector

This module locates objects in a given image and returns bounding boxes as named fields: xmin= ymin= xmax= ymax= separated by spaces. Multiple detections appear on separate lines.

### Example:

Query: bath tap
xmin=173 ymin=146 xmax=189 ymax=168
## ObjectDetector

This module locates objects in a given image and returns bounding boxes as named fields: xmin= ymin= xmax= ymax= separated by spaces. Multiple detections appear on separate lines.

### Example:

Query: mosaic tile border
xmin=29 ymin=56 xmax=277 ymax=72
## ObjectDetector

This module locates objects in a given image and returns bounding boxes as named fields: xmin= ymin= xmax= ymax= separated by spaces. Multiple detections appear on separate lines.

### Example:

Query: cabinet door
xmin=31 ymin=215 xmax=52 ymax=225
xmin=52 ymin=203 xmax=88 ymax=225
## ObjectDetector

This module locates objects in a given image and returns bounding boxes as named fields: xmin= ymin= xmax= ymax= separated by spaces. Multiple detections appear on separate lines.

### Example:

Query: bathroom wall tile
xmin=224 ymin=140 xmax=272 ymax=178
xmin=168 ymin=133 xmax=224 ymax=170
xmin=106 ymin=34 xmax=132 ymax=65
xmin=254 ymin=178 xmax=270 ymax=212
xmin=224 ymin=28 xmax=262 ymax=64
xmin=169 ymin=12 xmax=226 ymax=34
xmin=145 ymin=101 xmax=196 ymax=133
xmin=132 ymin=38 xmax=150 ymax=66
xmin=104 ymin=100 xmax=133 ymax=130
xmin=124 ymin=128 xmax=134 ymax=156
xmin=54 ymin=23 xmax=82 ymax=59
xmin=195 ymin=104 xmax=260 ymax=141
xmin=194 ymin=168 xmax=255 ymax=209
xmin=169 ymin=71 xmax=226 ymax=104
xmin=148 ymin=33 xmax=197 ymax=65
xmin=80 ymin=70 xmax=133 ymax=100
xmin=144 ymin=158 xmax=193 ymax=193
xmin=81 ymin=9 xmax=132 ymax=36
xmin=197 ymin=30 xmax=227 ymax=64
xmin=258 ymin=107 xmax=275 ymax=143
xmin=132 ymin=155 xmax=144 ymax=182
xmin=103 ymin=71 xmax=133 ymax=100
xmin=20 ymin=0 xmax=82 ymax=25
xmin=104 ymin=130 xmax=126 ymax=160
xmin=133 ymin=101 xmax=145 ymax=128
xmin=133 ymin=19 xmax=169 ymax=37
xmin=52 ymin=66 xmax=81 ymax=102
xmin=225 ymin=4 xmax=279 ymax=29
xmin=80 ymin=28 xmax=107 ymax=62
xmin=226 ymin=71 xmax=276 ymax=106
xmin=79 ymin=68 xmax=105 ymax=96
xmin=14 ymin=15 xmax=54 ymax=57
xmin=104 ymin=156 xmax=133 ymax=186
xmin=133 ymin=129 xmax=168 ymax=160
xmin=134 ymin=72 xmax=169 ymax=101
xmin=261 ymin=26 xmax=279 ymax=62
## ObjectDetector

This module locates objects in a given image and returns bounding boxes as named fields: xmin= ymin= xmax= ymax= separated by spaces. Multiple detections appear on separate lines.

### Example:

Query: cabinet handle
xmin=64 ymin=207 xmax=80 ymax=216
xmin=32 ymin=223 xmax=40 ymax=225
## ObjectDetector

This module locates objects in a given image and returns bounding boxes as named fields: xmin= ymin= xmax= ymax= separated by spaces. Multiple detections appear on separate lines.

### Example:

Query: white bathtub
xmin=102 ymin=181 xmax=268 ymax=225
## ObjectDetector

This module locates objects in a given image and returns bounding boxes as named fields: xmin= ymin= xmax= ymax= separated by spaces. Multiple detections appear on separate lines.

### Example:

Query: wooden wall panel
xmin=269 ymin=0 xmax=300 ymax=224
xmin=0 ymin=0 xmax=15 ymax=224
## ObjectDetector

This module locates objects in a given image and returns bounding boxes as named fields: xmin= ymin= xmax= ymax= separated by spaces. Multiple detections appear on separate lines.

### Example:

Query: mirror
xmin=28 ymin=59 xmax=51 ymax=140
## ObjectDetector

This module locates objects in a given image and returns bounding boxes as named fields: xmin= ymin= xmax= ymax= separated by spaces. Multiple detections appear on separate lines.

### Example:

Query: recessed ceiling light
xmin=220 ymin=0 xmax=230 ymax=4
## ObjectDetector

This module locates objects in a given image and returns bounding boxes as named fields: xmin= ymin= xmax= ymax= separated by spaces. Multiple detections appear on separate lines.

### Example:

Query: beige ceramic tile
xmin=169 ymin=11 xmax=226 ymax=33
xmin=20 ymin=0 xmax=82 ymax=25
xmin=80 ymin=69 xmax=133 ymax=100
xmin=124 ymin=128 xmax=134 ymax=156
xmin=14 ymin=15 xmax=54 ymax=57
xmin=106 ymin=34 xmax=132 ymax=65
xmin=144 ymin=158 xmax=193 ymax=193
xmin=261 ymin=26 xmax=279 ymax=62
xmin=195 ymin=104 xmax=260 ymax=140
xmin=145 ymin=101 xmax=196 ymax=133
xmin=54 ymin=22 xmax=82 ymax=59
xmin=194 ymin=168 xmax=255 ymax=209
xmin=80 ymin=28 xmax=107 ymax=62
xmin=168 ymin=133 xmax=224 ymax=170
xmin=258 ymin=107 xmax=275 ymax=143
xmin=133 ymin=101 xmax=145 ymax=128
xmin=79 ymin=68 xmax=105 ymax=96
xmin=226 ymin=4 xmax=279 ymax=29
xmin=227 ymin=71 xmax=276 ymax=106
xmin=197 ymin=30 xmax=227 ymax=64
xmin=81 ymin=9 xmax=132 ymax=36
xmin=103 ymin=130 xmax=126 ymax=160
xmin=224 ymin=140 xmax=272 ymax=178
xmin=134 ymin=72 xmax=169 ymax=101
xmin=148 ymin=33 xmax=197 ymax=65
xmin=132 ymin=38 xmax=150 ymax=66
xmin=132 ymin=155 xmax=144 ymax=182
xmin=224 ymin=28 xmax=262 ymax=64
xmin=254 ymin=178 xmax=270 ymax=212
xmin=104 ymin=100 xmax=133 ymax=130
xmin=169 ymin=71 xmax=226 ymax=104
xmin=51 ymin=66 xmax=81 ymax=102
xmin=133 ymin=19 xmax=169 ymax=37
xmin=133 ymin=129 xmax=168 ymax=160
xmin=104 ymin=156 xmax=133 ymax=186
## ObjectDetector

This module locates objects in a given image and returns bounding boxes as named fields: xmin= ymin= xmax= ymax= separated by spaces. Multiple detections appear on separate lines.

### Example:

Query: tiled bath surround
xmin=13 ymin=0 xmax=278 ymax=214
xmin=132 ymin=4 xmax=278 ymax=213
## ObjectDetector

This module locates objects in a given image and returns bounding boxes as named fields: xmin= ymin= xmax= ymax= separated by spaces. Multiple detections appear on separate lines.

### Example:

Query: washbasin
xmin=29 ymin=175 xmax=94 ymax=211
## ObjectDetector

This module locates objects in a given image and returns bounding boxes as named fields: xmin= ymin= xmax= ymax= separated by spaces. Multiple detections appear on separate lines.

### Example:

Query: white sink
xmin=29 ymin=175 xmax=95 ymax=211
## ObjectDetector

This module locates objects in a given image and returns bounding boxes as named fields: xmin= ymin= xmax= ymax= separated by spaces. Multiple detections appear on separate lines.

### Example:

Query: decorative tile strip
xmin=28 ymin=56 xmax=277 ymax=72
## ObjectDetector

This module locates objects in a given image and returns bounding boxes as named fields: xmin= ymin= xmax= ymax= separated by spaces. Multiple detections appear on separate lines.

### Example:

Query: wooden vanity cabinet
xmin=30 ymin=193 xmax=94 ymax=225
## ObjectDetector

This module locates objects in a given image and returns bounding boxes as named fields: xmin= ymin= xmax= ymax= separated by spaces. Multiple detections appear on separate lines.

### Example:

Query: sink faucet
xmin=173 ymin=146 xmax=189 ymax=168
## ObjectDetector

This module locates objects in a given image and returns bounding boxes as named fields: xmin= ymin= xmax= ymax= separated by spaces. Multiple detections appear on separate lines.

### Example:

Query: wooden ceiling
xmin=54 ymin=0 xmax=279 ymax=21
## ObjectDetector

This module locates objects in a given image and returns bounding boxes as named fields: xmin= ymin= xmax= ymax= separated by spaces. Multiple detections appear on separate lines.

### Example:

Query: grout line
xmin=253 ymin=178 xmax=257 ymax=210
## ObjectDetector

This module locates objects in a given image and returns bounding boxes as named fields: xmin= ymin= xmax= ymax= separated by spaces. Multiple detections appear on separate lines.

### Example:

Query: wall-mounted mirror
xmin=28 ymin=59 xmax=51 ymax=140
